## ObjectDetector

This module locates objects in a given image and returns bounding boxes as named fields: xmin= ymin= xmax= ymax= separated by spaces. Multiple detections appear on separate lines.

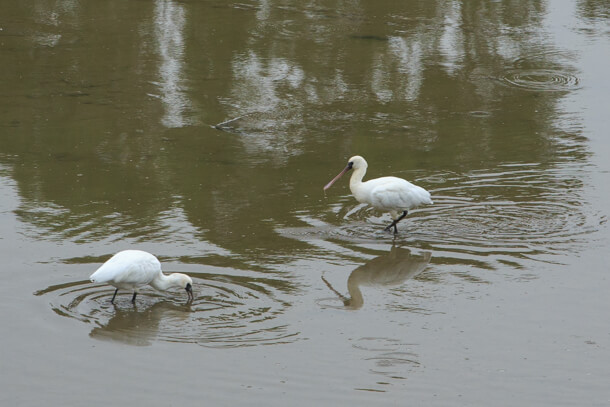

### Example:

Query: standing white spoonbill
xmin=324 ymin=155 xmax=433 ymax=234
xmin=90 ymin=250 xmax=194 ymax=304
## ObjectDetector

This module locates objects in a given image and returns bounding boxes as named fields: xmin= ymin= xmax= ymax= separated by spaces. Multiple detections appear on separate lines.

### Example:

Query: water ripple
xmin=353 ymin=337 xmax=420 ymax=385
xmin=35 ymin=271 xmax=297 ymax=347
xmin=420 ymin=166 xmax=602 ymax=260
xmin=500 ymin=69 xmax=580 ymax=91
xmin=285 ymin=163 xmax=603 ymax=272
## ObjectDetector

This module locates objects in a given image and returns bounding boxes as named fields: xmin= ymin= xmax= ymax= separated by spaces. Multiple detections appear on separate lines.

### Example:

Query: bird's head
xmin=347 ymin=155 xmax=367 ymax=170
xmin=323 ymin=155 xmax=368 ymax=191
xmin=169 ymin=273 xmax=194 ymax=302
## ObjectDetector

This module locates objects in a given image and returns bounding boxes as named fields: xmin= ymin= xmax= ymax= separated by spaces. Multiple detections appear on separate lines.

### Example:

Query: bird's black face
xmin=347 ymin=161 xmax=354 ymax=170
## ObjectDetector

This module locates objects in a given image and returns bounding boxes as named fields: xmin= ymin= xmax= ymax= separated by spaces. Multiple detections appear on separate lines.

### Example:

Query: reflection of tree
xmin=0 ymin=1 xmax=589 ymax=259
xmin=575 ymin=0 xmax=609 ymax=23
xmin=154 ymin=0 xmax=199 ymax=128
xmin=322 ymin=247 xmax=431 ymax=309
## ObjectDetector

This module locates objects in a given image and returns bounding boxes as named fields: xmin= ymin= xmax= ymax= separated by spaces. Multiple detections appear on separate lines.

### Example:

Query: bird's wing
xmin=113 ymin=263 xmax=155 ymax=285
xmin=116 ymin=255 xmax=160 ymax=285
xmin=90 ymin=256 xmax=123 ymax=283
xmin=370 ymin=183 xmax=405 ymax=210
xmin=370 ymin=178 xmax=432 ymax=210
xmin=90 ymin=251 xmax=159 ymax=284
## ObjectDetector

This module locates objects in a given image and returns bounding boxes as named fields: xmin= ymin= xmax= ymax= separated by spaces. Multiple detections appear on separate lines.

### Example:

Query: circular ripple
xmin=287 ymin=164 xmax=603 ymax=272
xmin=500 ymin=69 xmax=580 ymax=91
xmin=353 ymin=337 xmax=420 ymax=381
xmin=415 ymin=166 xmax=604 ymax=269
xmin=35 ymin=273 xmax=297 ymax=347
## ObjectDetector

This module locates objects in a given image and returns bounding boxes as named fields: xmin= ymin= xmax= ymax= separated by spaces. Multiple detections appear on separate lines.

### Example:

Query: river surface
xmin=1 ymin=1 xmax=609 ymax=405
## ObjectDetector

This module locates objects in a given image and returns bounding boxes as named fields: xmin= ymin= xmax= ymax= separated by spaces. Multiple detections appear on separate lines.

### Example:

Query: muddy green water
xmin=1 ymin=1 xmax=609 ymax=405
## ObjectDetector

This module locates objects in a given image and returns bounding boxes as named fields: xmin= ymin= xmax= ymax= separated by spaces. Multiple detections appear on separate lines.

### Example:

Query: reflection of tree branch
xmin=321 ymin=275 xmax=349 ymax=303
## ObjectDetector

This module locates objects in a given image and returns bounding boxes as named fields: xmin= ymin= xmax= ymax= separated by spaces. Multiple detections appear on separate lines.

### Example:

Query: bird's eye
xmin=186 ymin=283 xmax=192 ymax=290
xmin=348 ymin=162 xmax=354 ymax=169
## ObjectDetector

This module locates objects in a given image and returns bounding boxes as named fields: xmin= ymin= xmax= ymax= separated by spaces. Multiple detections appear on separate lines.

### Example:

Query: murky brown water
xmin=2 ymin=1 xmax=609 ymax=405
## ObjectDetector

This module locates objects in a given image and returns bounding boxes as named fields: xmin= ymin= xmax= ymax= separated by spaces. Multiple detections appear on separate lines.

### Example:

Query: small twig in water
xmin=212 ymin=112 xmax=255 ymax=131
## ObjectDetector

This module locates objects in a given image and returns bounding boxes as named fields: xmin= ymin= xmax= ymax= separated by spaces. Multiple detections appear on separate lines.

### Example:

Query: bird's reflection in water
xmin=322 ymin=247 xmax=431 ymax=309
xmin=89 ymin=301 xmax=191 ymax=346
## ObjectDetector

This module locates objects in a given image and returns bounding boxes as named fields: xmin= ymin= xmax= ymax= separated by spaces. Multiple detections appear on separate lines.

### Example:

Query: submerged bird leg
xmin=110 ymin=288 xmax=119 ymax=304
xmin=384 ymin=211 xmax=408 ymax=234
xmin=131 ymin=291 xmax=137 ymax=304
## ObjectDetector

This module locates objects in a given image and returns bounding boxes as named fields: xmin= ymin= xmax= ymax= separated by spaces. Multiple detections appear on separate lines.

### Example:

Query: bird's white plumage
xmin=90 ymin=249 xmax=193 ymax=303
xmin=355 ymin=176 xmax=432 ymax=213
xmin=90 ymin=250 xmax=161 ymax=289
xmin=324 ymin=155 xmax=432 ymax=233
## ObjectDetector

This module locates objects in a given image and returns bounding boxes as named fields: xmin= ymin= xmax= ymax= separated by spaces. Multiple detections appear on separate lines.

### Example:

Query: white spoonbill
xmin=90 ymin=250 xmax=194 ymax=304
xmin=324 ymin=155 xmax=432 ymax=234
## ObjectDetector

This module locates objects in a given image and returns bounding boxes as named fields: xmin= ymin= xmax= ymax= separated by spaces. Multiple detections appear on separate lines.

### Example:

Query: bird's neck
xmin=349 ymin=167 xmax=367 ymax=192
xmin=149 ymin=273 xmax=174 ymax=291
xmin=346 ymin=274 xmax=364 ymax=309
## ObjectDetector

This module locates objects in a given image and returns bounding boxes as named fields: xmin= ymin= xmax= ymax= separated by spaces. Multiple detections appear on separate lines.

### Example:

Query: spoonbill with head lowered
xmin=90 ymin=250 xmax=194 ymax=304
xmin=324 ymin=155 xmax=433 ymax=234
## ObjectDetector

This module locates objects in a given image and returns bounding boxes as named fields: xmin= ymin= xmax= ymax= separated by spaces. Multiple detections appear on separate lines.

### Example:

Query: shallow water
xmin=1 ymin=1 xmax=610 ymax=405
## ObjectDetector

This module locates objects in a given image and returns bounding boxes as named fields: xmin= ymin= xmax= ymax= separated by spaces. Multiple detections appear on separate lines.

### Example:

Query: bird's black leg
xmin=111 ymin=288 xmax=119 ymax=304
xmin=131 ymin=291 xmax=137 ymax=304
xmin=384 ymin=211 xmax=408 ymax=234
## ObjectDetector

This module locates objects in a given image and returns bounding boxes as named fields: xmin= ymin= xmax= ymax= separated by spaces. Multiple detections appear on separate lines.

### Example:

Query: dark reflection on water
xmin=319 ymin=247 xmax=431 ymax=310
xmin=574 ymin=0 xmax=610 ymax=36
xmin=0 ymin=0 xmax=597 ymax=269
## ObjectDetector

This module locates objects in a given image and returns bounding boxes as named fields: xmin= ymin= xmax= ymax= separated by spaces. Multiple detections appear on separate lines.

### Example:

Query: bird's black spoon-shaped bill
xmin=186 ymin=284 xmax=194 ymax=302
